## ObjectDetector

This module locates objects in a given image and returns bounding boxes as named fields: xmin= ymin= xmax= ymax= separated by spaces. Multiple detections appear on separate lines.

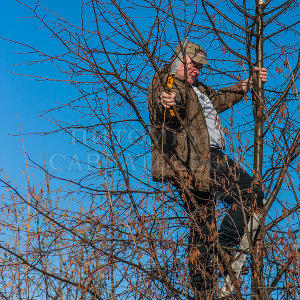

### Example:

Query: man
xmin=148 ymin=41 xmax=267 ymax=298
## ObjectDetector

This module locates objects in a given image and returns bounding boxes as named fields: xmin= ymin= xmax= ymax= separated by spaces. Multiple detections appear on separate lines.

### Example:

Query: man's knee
xmin=243 ymin=184 xmax=264 ymax=208
xmin=254 ymin=185 xmax=264 ymax=207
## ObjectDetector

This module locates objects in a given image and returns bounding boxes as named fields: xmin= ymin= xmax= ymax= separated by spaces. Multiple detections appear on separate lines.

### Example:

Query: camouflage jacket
xmin=148 ymin=65 xmax=245 ymax=191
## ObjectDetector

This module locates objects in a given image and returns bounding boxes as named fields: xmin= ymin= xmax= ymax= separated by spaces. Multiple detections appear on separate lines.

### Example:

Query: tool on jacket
xmin=167 ymin=37 xmax=188 ymax=117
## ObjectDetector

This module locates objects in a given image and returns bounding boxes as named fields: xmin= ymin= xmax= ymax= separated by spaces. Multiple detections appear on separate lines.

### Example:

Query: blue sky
xmin=0 ymin=1 xmax=299 ymax=298
xmin=0 ymin=0 xmax=82 ymax=183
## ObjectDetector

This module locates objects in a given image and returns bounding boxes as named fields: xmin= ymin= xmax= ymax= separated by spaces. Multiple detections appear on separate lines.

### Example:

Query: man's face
xmin=177 ymin=55 xmax=203 ymax=85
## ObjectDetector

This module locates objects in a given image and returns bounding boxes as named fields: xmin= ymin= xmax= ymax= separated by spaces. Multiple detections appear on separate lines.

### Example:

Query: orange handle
xmin=166 ymin=74 xmax=175 ymax=117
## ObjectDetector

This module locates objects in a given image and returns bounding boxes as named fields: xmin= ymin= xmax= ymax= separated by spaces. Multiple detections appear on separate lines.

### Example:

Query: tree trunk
xmin=251 ymin=1 xmax=265 ymax=299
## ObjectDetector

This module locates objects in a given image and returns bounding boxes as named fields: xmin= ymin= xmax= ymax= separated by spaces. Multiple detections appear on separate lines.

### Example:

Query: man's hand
xmin=160 ymin=91 xmax=176 ymax=108
xmin=256 ymin=67 xmax=268 ymax=83
xmin=242 ymin=67 xmax=268 ymax=93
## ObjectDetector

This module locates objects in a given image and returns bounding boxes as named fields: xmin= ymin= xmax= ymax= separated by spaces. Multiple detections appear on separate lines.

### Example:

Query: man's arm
xmin=208 ymin=67 xmax=268 ymax=113
xmin=207 ymin=84 xmax=245 ymax=113
xmin=149 ymin=70 xmax=188 ymax=126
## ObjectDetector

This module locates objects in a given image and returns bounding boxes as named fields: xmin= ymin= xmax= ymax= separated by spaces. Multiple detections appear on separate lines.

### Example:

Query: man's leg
xmin=209 ymin=148 xmax=264 ymax=250
xmin=178 ymin=189 xmax=216 ymax=296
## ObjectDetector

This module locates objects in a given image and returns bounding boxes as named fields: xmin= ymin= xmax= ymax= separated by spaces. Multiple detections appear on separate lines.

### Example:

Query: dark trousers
xmin=179 ymin=148 xmax=264 ymax=292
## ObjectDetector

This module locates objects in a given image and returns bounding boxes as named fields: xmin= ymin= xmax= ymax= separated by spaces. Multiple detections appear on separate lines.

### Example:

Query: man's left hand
xmin=255 ymin=67 xmax=268 ymax=83
xmin=242 ymin=67 xmax=268 ymax=93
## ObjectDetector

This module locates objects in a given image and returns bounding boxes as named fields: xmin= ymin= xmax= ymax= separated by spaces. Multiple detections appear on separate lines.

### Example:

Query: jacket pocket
xmin=175 ymin=131 xmax=188 ymax=163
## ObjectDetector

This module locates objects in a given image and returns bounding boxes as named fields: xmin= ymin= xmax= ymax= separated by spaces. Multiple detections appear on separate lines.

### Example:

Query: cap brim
xmin=191 ymin=57 xmax=210 ymax=66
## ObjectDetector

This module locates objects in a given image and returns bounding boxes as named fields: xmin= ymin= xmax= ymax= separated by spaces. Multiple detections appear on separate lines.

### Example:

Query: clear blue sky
xmin=0 ymin=0 xmax=83 ymax=184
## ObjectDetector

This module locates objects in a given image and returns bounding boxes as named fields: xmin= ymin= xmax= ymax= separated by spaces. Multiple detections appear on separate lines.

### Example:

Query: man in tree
xmin=148 ymin=41 xmax=267 ymax=298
